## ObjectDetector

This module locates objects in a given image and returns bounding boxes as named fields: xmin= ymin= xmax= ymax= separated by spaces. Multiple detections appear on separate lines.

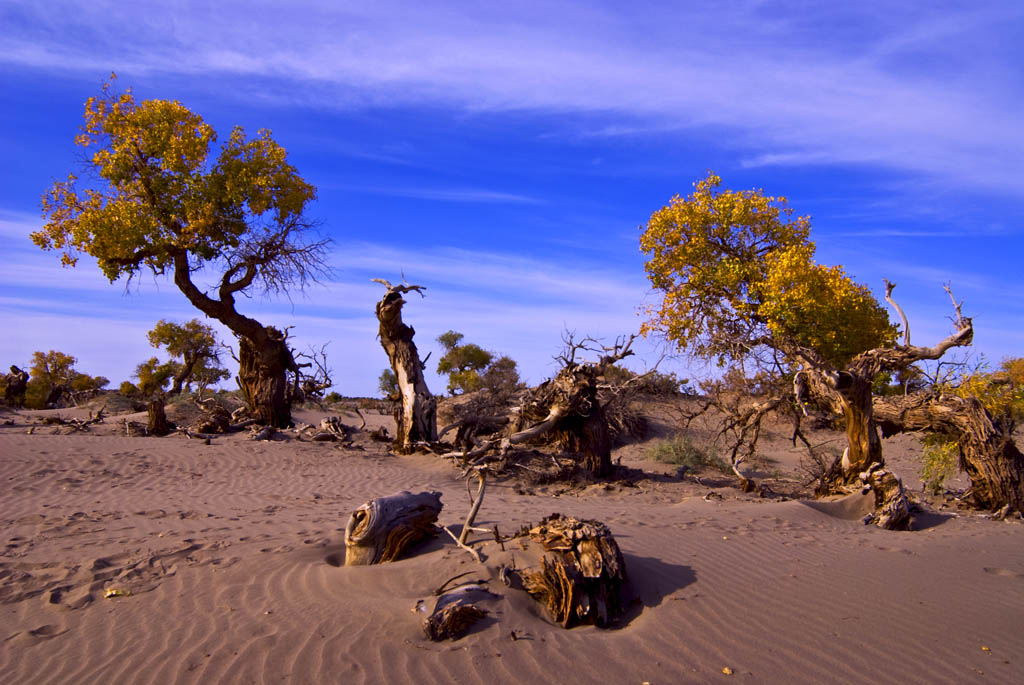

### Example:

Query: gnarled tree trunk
xmin=236 ymin=328 xmax=296 ymax=428
xmin=793 ymin=285 xmax=974 ymax=529
xmin=374 ymin=280 xmax=437 ymax=453
xmin=874 ymin=392 xmax=1024 ymax=513
xmin=514 ymin=364 xmax=614 ymax=477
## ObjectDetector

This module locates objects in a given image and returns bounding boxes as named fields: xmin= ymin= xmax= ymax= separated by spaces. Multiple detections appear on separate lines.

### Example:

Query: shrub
xmin=119 ymin=381 xmax=140 ymax=397
xmin=921 ymin=434 xmax=959 ymax=495
xmin=647 ymin=433 xmax=729 ymax=473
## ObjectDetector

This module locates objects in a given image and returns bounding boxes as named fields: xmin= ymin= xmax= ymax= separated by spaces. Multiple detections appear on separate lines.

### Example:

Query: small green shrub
xmin=648 ymin=433 xmax=729 ymax=473
xmin=921 ymin=435 xmax=959 ymax=495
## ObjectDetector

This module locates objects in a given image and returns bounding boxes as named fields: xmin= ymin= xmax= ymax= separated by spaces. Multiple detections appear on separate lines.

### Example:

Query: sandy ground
xmin=1 ymin=400 xmax=1022 ymax=684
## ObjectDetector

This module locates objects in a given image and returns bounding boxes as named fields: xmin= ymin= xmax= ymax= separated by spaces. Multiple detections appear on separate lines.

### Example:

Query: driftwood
xmin=512 ymin=514 xmax=627 ymax=628
xmin=194 ymin=397 xmax=233 ymax=433
xmin=442 ymin=471 xmax=490 ymax=562
xmin=422 ymin=582 xmax=493 ymax=641
xmin=344 ymin=491 xmax=443 ymax=565
xmin=308 ymin=416 xmax=352 ymax=442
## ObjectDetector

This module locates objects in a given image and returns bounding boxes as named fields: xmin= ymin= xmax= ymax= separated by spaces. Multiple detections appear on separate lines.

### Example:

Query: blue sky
xmin=1 ymin=1 xmax=1022 ymax=396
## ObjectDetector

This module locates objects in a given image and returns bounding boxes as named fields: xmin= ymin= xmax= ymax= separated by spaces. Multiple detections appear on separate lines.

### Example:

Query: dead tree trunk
xmin=874 ymin=392 xmax=1024 ymax=513
xmin=3 ymin=366 xmax=28 ymax=407
xmin=373 ymin=279 xmax=437 ymax=453
xmin=147 ymin=396 xmax=170 ymax=436
xmin=514 ymin=364 xmax=614 ymax=477
xmin=512 ymin=514 xmax=627 ymax=628
xmin=344 ymin=490 xmax=443 ymax=565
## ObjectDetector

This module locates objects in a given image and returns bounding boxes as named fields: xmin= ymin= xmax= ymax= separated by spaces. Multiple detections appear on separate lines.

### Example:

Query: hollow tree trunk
xmin=374 ymin=282 xmax=437 ymax=453
xmin=237 ymin=330 xmax=295 ymax=429
xmin=873 ymin=393 xmax=1024 ymax=512
xmin=344 ymin=490 xmax=442 ymax=565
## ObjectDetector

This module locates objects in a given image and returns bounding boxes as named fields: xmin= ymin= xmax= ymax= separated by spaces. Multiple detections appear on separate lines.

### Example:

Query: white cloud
xmin=1 ymin=236 xmax=671 ymax=395
xmin=3 ymin=2 xmax=1022 ymax=194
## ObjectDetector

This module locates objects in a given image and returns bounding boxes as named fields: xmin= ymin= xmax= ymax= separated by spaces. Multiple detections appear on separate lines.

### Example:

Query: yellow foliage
xmin=34 ymin=76 xmax=315 ymax=282
xmin=640 ymin=172 xmax=893 ymax=366
xmin=953 ymin=357 xmax=1024 ymax=421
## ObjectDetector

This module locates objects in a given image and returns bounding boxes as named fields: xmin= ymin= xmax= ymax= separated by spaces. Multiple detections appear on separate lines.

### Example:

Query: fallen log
xmin=512 ymin=513 xmax=627 ymax=628
xmin=344 ymin=491 xmax=443 ymax=565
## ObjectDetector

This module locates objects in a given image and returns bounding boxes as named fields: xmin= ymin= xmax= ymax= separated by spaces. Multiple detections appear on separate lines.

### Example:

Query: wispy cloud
xmin=1 ymin=234 xmax=664 ymax=394
xmin=332 ymin=185 xmax=542 ymax=204
xmin=3 ymin=2 xmax=1022 ymax=194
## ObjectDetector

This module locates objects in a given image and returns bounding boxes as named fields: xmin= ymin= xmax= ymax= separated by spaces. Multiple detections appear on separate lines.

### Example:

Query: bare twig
xmin=883 ymin=279 xmax=910 ymax=346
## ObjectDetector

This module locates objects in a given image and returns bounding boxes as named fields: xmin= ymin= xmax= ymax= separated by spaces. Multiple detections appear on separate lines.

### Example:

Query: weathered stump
xmin=344 ymin=491 xmax=443 ymax=565
xmin=423 ymin=583 xmax=493 ymax=641
xmin=515 ymin=513 xmax=627 ymax=627
xmin=147 ymin=397 xmax=171 ymax=437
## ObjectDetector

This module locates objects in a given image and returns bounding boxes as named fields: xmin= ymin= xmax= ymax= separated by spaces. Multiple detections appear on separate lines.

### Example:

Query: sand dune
xmin=1 ymin=405 xmax=1022 ymax=684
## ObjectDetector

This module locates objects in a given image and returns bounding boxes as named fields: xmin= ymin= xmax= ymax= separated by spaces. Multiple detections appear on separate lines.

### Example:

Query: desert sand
xmin=1 ymin=401 xmax=1022 ymax=684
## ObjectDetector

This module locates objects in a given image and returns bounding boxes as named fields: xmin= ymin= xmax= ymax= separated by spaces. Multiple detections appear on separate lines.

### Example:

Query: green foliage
xmin=951 ymin=357 xmax=1024 ymax=423
xmin=378 ymin=369 xmax=398 ymax=399
xmin=119 ymin=380 xmax=140 ymax=397
xmin=480 ymin=355 xmax=523 ymax=398
xmin=324 ymin=391 xmax=343 ymax=404
xmin=71 ymin=372 xmax=109 ymax=394
xmin=25 ymin=350 xmax=78 ymax=408
xmin=436 ymin=330 xmax=494 ymax=395
xmin=920 ymin=434 xmax=960 ymax=495
xmin=640 ymin=172 xmax=896 ymax=367
xmin=647 ymin=433 xmax=729 ymax=473
xmin=146 ymin=319 xmax=228 ymax=393
xmin=603 ymin=364 xmax=691 ymax=396
xmin=134 ymin=357 xmax=176 ymax=397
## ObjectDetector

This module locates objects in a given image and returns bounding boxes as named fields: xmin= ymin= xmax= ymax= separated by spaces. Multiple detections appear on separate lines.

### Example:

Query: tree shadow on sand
xmin=616 ymin=553 xmax=696 ymax=628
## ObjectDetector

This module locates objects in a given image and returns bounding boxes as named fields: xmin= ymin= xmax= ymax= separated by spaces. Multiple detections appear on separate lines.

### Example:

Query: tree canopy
xmin=640 ymin=172 xmax=895 ymax=367
xmin=34 ymin=77 xmax=320 ymax=289
xmin=147 ymin=319 xmax=228 ymax=394
xmin=33 ymin=76 xmax=328 ymax=427
xmin=436 ymin=330 xmax=494 ymax=395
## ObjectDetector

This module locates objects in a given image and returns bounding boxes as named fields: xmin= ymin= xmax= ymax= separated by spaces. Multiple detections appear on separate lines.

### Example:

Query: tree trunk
xmin=513 ymin=513 xmax=627 ymax=628
xmin=344 ymin=490 xmax=443 ymax=565
xmin=237 ymin=329 xmax=295 ymax=429
xmin=147 ymin=396 xmax=170 ymax=436
xmin=374 ymin=282 xmax=437 ymax=453
xmin=873 ymin=393 xmax=1024 ymax=513
xmin=803 ymin=369 xmax=910 ymax=529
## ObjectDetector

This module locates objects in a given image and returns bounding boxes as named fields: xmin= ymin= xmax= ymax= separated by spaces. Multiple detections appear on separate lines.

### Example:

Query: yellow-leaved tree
xmin=34 ymin=77 xmax=328 ymax=427
xmin=640 ymin=172 xmax=991 ymax=528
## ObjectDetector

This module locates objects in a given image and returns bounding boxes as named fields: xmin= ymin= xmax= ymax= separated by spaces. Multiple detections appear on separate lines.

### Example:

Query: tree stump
xmin=423 ymin=583 xmax=493 ymax=641
xmin=515 ymin=513 xmax=627 ymax=628
xmin=344 ymin=491 xmax=443 ymax=565
xmin=147 ymin=397 xmax=171 ymax=436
